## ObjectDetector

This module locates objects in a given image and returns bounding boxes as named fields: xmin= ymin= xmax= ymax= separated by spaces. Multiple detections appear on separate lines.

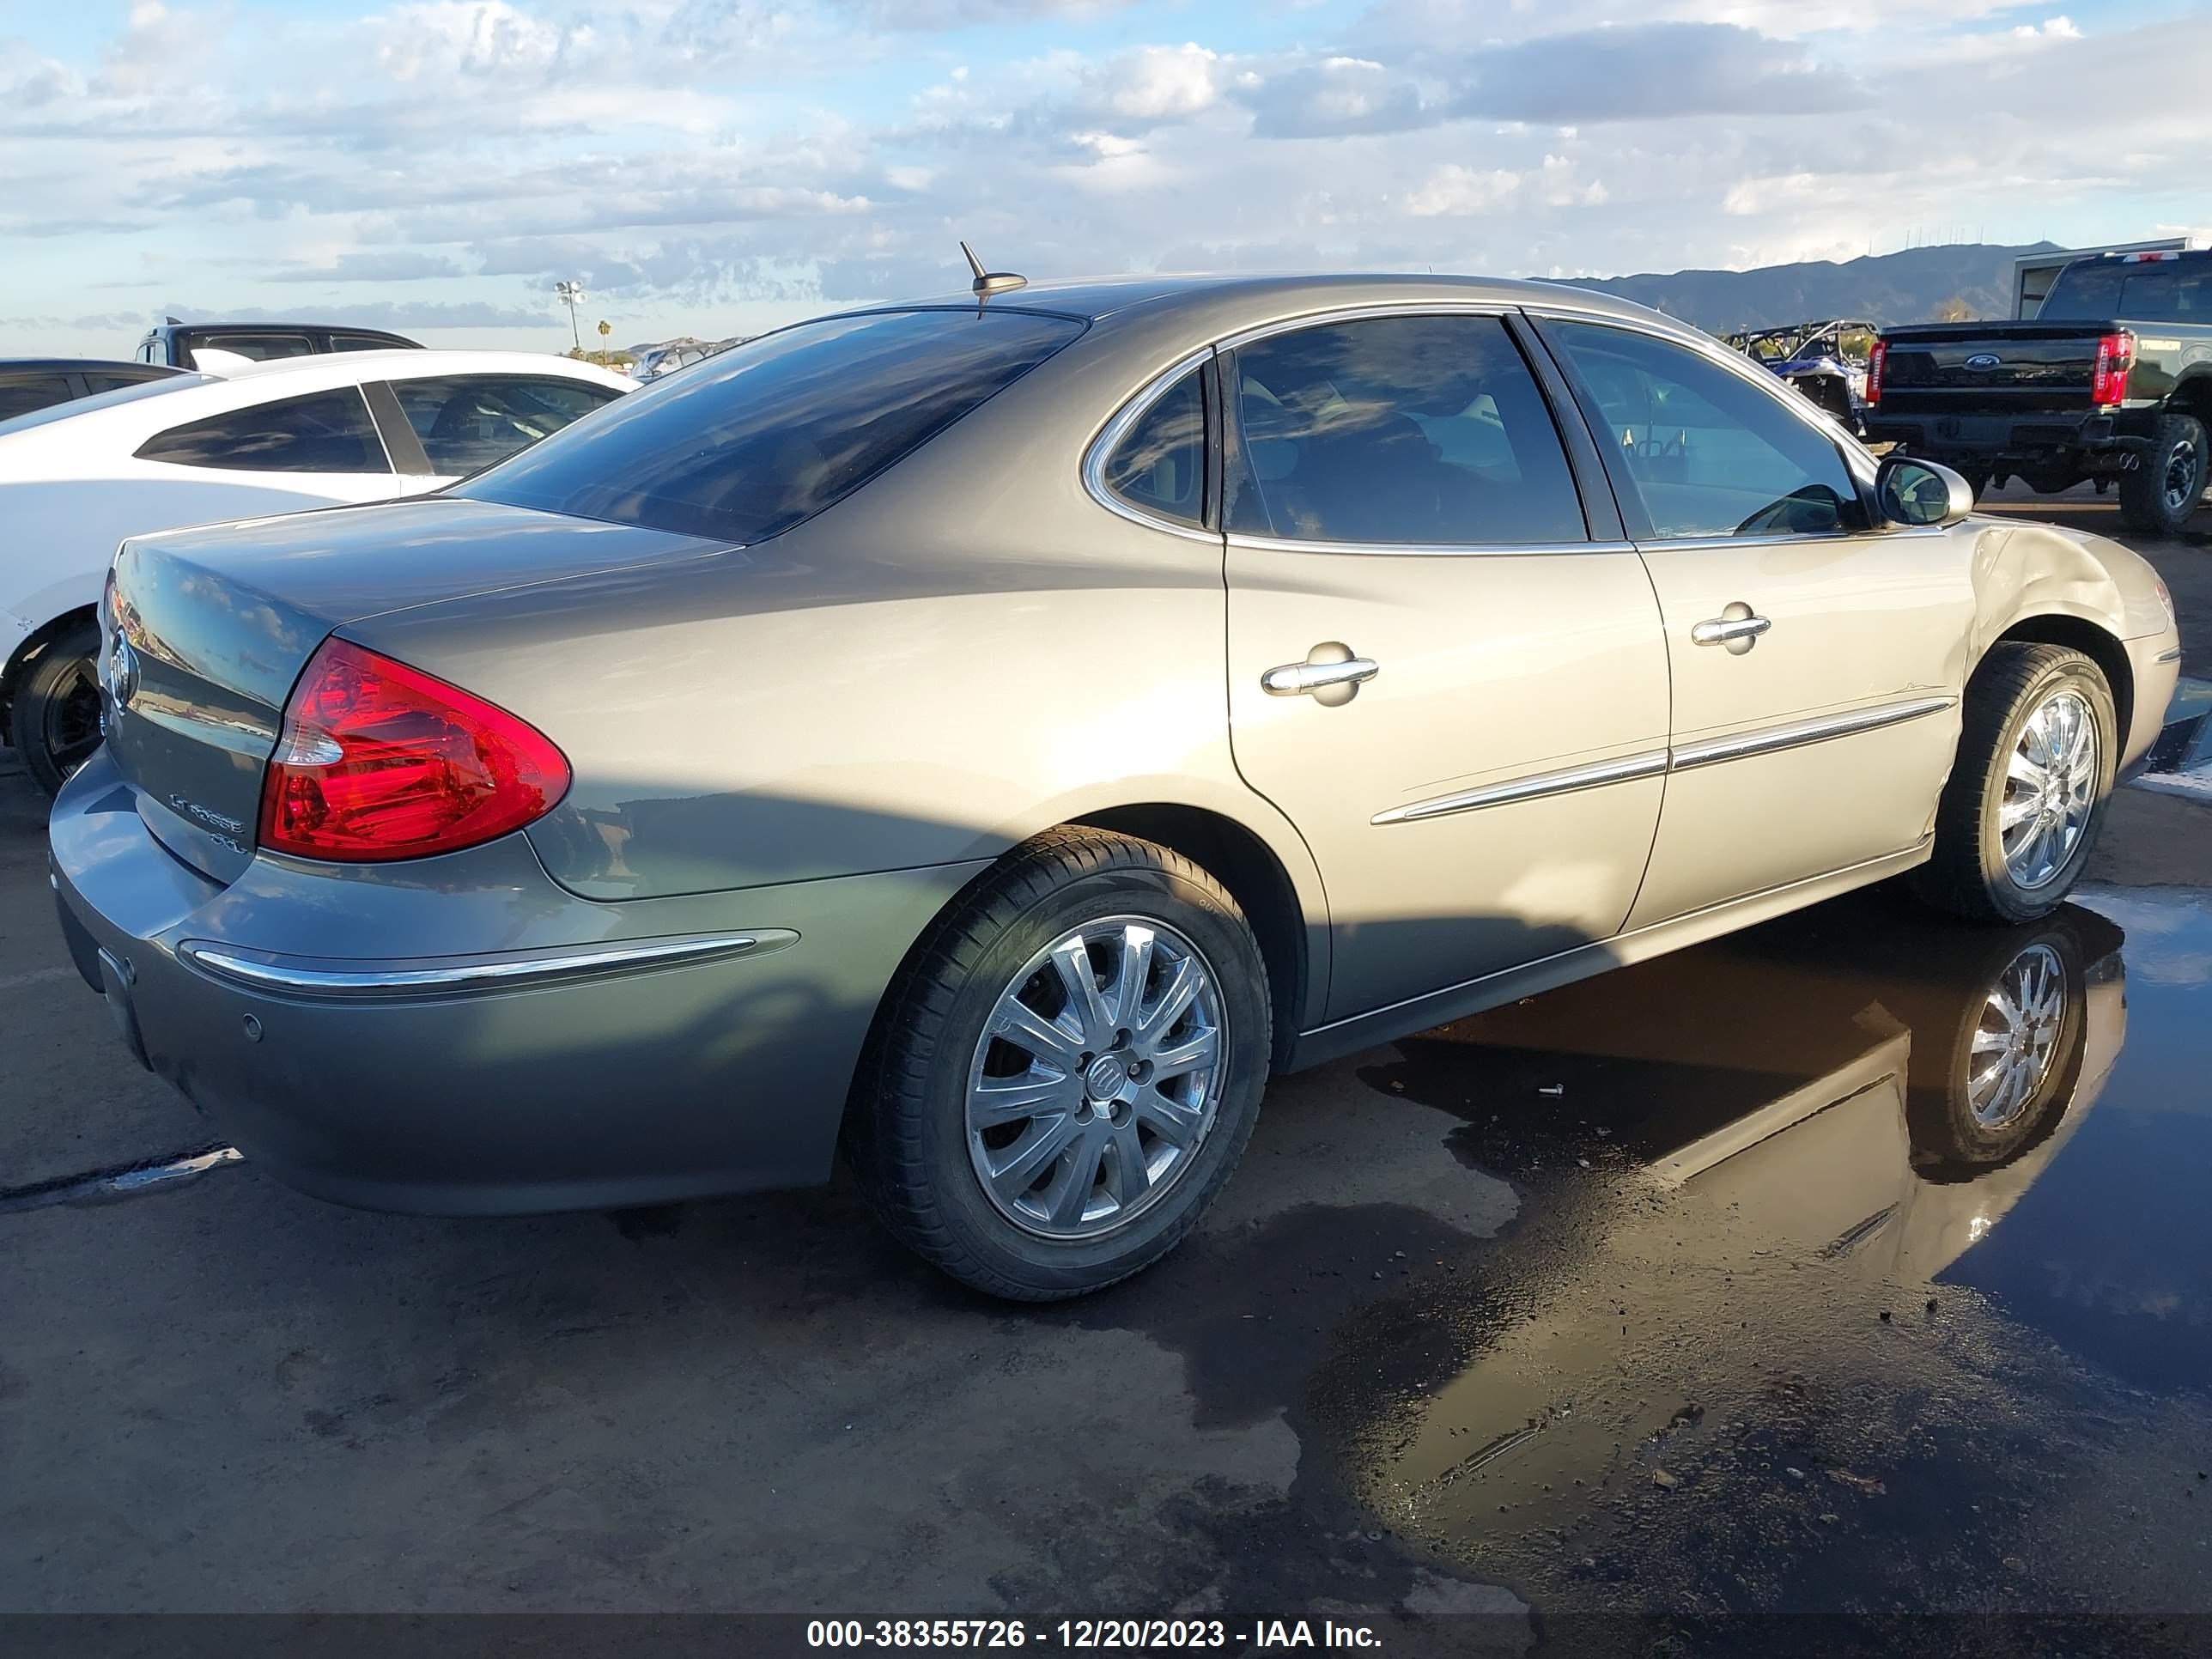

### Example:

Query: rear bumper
xmin=48 ymin=748 xmax=982 ymax=1214
xmin=1863 ymin=408 xmax=2148 ymax=471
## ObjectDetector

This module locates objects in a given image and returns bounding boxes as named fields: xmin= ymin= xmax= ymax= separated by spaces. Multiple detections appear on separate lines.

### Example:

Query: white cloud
xmin=3 ymin=0 xmax=2208 ymax=356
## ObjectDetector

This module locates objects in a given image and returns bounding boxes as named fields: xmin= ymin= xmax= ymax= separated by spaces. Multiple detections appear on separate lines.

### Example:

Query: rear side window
xmin=1101 ymin=368 xmax=1207 ymax=528
xmin=331 ymin=333 xmax=406 ymax=352
xmin=0 ymin=374 xmax=76 ymax=422
xmin=1224 ymin=314 xmax=1587 ymax=545
xmin=456 ymin=308 xmax=1085 ymax=542
xmin=136 ymin=388 xmax=390 ymax=474
xmin=390 ymin=374 xmax=622 ymax=476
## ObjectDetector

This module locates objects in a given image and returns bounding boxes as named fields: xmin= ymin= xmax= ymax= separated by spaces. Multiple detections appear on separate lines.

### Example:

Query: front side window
xmin=1546 ymin=321 xmax=1867 ymax=540
xmin=1101 ymin=368 xmax=1206 ymax=527
xmin=135 ymin=387 xmax=390 ymax=474
xmin=389 ymin=374 xmax=622 ymax=476
xmin=458 ymin=307 xmax=1084 ymax=543
xmin=1224 ymin=314 xmax=1587 ymax=545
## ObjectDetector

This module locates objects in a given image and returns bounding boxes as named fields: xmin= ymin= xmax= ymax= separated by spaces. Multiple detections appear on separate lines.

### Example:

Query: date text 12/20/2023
xmin=805 ymin=1619 xmax=1385 ymax=1648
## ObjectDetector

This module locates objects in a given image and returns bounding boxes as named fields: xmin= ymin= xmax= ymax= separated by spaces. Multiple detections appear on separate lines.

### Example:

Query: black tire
xmin=1911 ymin=643 xmax=2117 ymax=924
xmin=845 ymin=827 xmax=1272 ymax=1301
xmin=14 ymin=620 xmax=103 ymax=798
xmin=2117 ymin=412 xmax=2208 ymax=535
xmin=1897 ymin=918 xmax=2089 ymax=1181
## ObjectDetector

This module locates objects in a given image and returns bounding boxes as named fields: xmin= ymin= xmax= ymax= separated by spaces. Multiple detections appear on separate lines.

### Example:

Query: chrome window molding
xmin=1230 ymin=532 xmax=1634 ymax=560
xmin=1374 ymin=695 xmax=1956 ymax=826
xmin=179 ymin=931 xmax=781 ymax=1000
xmin=1213 ymin=299 xmax=1515 ymax=355
xmin=1668 ymin=696 xmax=1956 ymax=772
xmin=1079 ymin=346 xmax=1220 ymax=543
xmin=1635 ymin=526 xmax=1946 ymax=554
xmin=1373 ymin=749 xmax=1668 ymax=825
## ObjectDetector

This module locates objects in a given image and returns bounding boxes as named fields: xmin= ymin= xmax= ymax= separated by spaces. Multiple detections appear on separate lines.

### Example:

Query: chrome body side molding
xmin=1668 ymin=696 xmax=1956 ymax=773
xmin=1372 ymin=750 xmax=1668 ymax=825
xmin=1373 ymin=696 xmax=1956 ymax=827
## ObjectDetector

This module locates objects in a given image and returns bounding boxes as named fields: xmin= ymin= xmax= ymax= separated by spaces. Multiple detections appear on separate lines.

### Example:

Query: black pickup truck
xmin=1863 ymin=249 xmax=2212 ymax=534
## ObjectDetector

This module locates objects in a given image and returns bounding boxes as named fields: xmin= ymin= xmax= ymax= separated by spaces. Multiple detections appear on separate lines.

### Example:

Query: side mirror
xmin=1876 ymin=454 xmax=1975 ymax=528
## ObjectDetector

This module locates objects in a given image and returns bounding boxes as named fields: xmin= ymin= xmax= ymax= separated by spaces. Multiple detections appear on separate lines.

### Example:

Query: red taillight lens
xmin=2091 ymin=331 xmax=2135 ymax=407
xmin=1865 ymin=339 xmax=1886 ymax=407
xmin=258 ymin=639 xmax=569 ymax=862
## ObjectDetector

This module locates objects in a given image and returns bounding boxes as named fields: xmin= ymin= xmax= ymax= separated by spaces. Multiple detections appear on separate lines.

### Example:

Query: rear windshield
xmin=2039 ymin=259 xmax=2210 ymax=322
xmin=455 ymin=307 xmax=1085 ymax=543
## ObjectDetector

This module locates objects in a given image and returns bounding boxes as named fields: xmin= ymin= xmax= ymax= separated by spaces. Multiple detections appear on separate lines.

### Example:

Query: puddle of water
xmin=1289 ymin=885 xmax=2212 ymax=1625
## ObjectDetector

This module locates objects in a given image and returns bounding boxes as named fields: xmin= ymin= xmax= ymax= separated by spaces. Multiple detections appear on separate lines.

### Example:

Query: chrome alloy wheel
xmin=966 ymin=916 xmax=1228 ymax=1240
xmin=2165 ymin=432 xmax=2204 ymax=516
xmin=2000 ymin=690 xmax=2098 ymax=890
xmin=1967 ymin=941 xmax=2067 ymax=1129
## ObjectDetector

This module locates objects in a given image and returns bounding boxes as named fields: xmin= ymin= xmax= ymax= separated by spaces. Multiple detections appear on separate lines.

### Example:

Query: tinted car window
xmin=2039 ymin=261 xmax=2208 ymax=322
xmin=190 ymin=332 xmax=315 ymax=362
xmin=1224 ymin=315 xmax=1586 ymax=545
xmin=83 ymin=370 xmax=159 ymax=395
xmin=457 ymin=308 xmax=1084 ymax=543
xmin=1548 ymin=321 xmax=1866 ymax=539
xmin=0 ymin=374 xmax=76 ymax=422
xmin=331 ymin=333 xmax=407 ymax=352
xmin=135 ymin=388 xmax=390 ymax=474
xmin=1102 ymin=368 xmax=1206 ymax=527
xmin=391 ymin=374 xmax=622 ymax=476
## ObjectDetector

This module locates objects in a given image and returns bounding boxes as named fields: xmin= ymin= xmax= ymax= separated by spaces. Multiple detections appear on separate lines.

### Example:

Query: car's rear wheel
xmin=2118 ymin=412 xmax=2207 ymax=535
xmin=15 ymin=620 xmax=103 ymax=798
xmin=1911 ymin=643 xmax=2116 ymax=924
xmin=847 ymin=828 xmax=1271 ymax=1300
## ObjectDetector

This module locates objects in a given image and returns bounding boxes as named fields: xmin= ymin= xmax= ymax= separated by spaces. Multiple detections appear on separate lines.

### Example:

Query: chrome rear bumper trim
xmin=179 ymin=932 xmax=775 ymax=999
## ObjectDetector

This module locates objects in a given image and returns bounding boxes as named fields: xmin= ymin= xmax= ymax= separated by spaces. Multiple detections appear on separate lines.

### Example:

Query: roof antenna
xmin=961 ymin=240 xmax=1027 ymax=303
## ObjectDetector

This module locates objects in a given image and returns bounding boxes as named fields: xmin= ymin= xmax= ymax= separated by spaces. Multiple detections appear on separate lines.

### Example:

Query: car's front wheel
xmin=15 ymin=620 xmax=103 ymax=798
xmin=1911 ymin=643 xmax=2117 ymax=924
xmin=848 ymin=828 xmax=1271 ymax=1300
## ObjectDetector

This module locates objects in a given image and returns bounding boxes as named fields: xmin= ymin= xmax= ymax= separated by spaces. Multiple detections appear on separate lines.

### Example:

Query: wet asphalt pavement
xmin=3 ymin=504 xmax=2209 ymax=1656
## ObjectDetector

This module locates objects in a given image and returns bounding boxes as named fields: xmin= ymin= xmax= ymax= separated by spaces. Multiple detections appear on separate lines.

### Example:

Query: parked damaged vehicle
xmin=52 ymin=272 xmax=2180 ymax=1301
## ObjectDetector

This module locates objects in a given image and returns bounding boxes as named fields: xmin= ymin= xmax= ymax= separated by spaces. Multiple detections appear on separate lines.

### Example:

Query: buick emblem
xmin=1964 ymin=353 xmax=2002 ymax=370
xmin=103 ymin=631 xmax=139 ymax=723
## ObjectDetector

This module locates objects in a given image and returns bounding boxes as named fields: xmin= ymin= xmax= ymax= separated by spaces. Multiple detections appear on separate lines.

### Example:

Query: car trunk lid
xmin=101 ymin=497 xmax=726 ymax=884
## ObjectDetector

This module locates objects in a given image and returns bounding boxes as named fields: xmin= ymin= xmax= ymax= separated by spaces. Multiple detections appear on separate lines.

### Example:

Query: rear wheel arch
xmin=0 ymin=602 xmax=98 ymax=747
xmin=2166 ymin=372 xmax=2212 ymax=426
xmin=1071 ymin=804 xmax=1312 ymax=1069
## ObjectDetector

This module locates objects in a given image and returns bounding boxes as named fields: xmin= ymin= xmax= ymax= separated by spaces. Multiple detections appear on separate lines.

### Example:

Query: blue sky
xmin=4 ymin=0 xmax=2207 ymax=356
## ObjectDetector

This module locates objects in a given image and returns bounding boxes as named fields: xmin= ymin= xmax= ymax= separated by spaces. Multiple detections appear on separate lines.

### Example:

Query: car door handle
xmin=1691 ymin=607 xmax=1771 ymax=653
xmin=1261 ymin=650 xmax=1380 ymax=697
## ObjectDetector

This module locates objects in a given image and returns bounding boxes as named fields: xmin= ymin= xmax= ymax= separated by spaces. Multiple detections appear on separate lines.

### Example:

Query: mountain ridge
xmin=1540 ymin=241 xmax=2063 ymax=331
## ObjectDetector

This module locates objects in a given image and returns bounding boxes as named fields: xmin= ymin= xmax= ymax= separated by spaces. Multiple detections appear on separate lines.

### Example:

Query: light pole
xmin=555 ymin=280 xmax=584 ymax=354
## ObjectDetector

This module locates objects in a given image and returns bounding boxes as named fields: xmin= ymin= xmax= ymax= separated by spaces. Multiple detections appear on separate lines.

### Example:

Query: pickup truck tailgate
xmin=1878 ymin=323 xmax=2102 ymax=415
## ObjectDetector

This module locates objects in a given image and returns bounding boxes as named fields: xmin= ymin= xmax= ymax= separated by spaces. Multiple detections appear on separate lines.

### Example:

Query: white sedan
xmin=0 ymin=349 xmax=630 ymax=791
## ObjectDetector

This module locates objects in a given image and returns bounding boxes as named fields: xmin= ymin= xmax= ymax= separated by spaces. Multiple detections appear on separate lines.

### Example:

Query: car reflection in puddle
xmin=1309 ymin=887 xmax=2211 ymax=1632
